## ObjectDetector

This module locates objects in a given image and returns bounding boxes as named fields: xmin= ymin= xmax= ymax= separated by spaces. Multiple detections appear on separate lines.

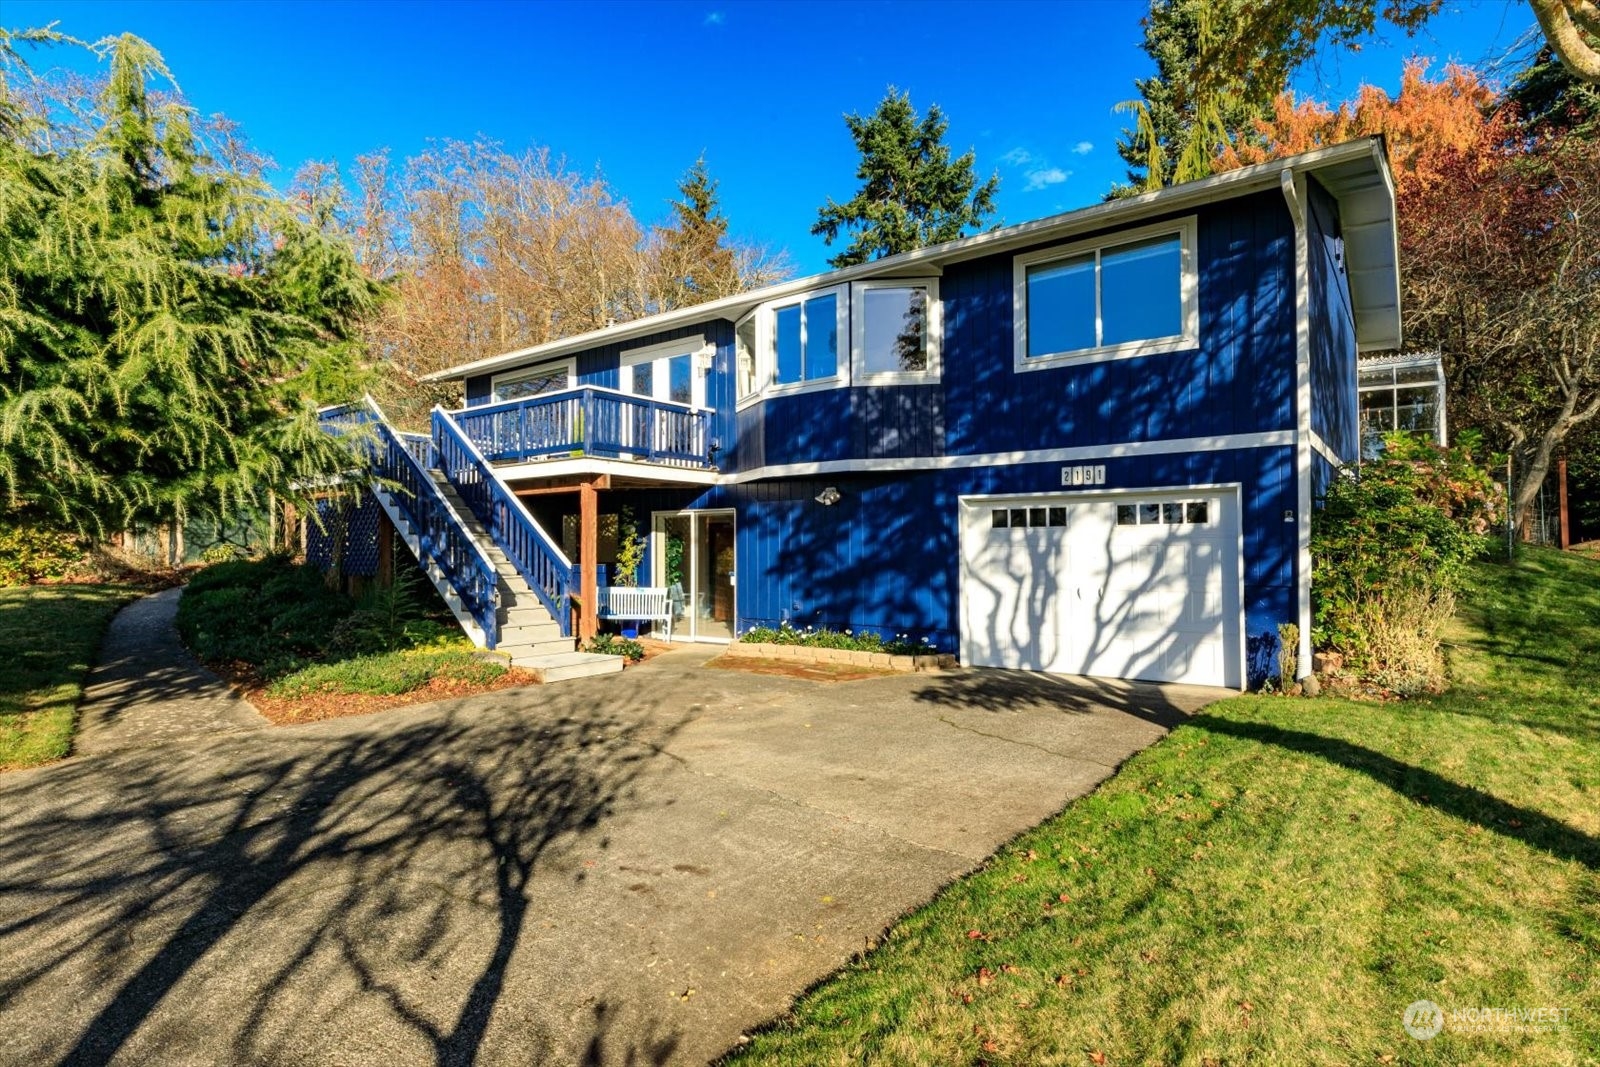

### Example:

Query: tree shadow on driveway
xmin=0 ymin=691 xmax=694 ymax=1066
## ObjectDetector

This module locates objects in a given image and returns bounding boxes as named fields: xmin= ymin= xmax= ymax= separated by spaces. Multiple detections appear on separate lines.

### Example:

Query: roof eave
xmin=424 ymin=138 xmax=1393 ymax=383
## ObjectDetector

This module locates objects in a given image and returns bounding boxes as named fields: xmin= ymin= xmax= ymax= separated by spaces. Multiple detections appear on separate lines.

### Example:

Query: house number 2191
xmin=1060 ymin=465 xmax=1107 ymax=487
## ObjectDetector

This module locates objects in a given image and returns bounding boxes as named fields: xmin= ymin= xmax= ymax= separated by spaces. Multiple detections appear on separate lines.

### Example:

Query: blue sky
xmin=8 ymin=0 xmax=1539 ymax=274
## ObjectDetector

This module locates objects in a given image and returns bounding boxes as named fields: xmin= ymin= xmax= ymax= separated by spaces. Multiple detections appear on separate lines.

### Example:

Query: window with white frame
xmin=621 ymin=337 xmax=706 ymax=408
xmin=852 ymin=279 xmax=940 ymax=381
xmin=491 ymin=361 xmax=574 ymax=403
xmin=735 ymin=314 xmax=759 ymax=401
xmin=770 ymin=289 xmax=843 ymax=388
xmin=1013 ymin=217 xmax=1198 ymax=369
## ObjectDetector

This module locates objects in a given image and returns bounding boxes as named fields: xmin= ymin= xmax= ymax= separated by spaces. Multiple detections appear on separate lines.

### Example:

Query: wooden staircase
xmin=351 ymin=398 xmax=621 ymax=685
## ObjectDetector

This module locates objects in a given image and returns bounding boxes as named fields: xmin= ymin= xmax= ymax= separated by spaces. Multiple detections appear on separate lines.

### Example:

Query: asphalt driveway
xmin=0 ymin=643 xmax=1219 ymax=1066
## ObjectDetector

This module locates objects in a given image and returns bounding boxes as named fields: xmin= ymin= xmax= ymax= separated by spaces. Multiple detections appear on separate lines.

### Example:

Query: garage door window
xmin=991 ymin=506 xmax=1067 ymax=529
xmin=1116 ymin=500 xmax=1210 ymax=526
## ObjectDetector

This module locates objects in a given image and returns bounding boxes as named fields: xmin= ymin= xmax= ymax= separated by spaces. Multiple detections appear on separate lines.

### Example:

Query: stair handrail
xmin=362 ymin=396 xmax=501 ymax=646
xmin=432 ymin=405 xmax=576 ymax=636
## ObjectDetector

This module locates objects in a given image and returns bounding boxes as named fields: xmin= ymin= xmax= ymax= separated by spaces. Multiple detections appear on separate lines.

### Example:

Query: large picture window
xmin=1013 ymin=217 xmax=1198 ymax=369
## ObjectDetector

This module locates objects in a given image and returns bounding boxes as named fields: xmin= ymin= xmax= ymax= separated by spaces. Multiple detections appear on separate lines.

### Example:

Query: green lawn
xmin=0 ymin=584 xmax=140 ymax=770
xmin=729 ymin=547 xmax=1600 ymax=1065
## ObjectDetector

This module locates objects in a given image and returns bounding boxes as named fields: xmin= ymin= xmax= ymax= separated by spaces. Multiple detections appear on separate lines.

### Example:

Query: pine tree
xmin=812 ymin=88 xmax=998 ymax=268
xmin=0 ymin=32 xmax=381 ymax=534
xmin=655 ymin=157 xmax=740 ymax=309
xmin=1113 ymin=0 xmax=1271 ymax=195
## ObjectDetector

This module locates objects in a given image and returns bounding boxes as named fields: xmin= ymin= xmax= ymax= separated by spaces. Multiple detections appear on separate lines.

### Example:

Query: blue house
xmin=335 ymin=138 xmax=1399 ymax=688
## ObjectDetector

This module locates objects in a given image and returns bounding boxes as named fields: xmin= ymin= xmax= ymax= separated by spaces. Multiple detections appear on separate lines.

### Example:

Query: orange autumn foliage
xmin=1217 ymin=59 xmax=1505 ymax=197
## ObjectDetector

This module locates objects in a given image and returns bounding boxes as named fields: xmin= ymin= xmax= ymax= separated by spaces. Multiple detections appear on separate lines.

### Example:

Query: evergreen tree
xmin=0 ymin=32 xmax=380 ymax=534
xmin=812 ymin=88 xmax=998 ymax=268
xmin=655 ymin=157 xmax=740 ymax=309
xmin=1113 ymin=0 xmax=1270 ymax=195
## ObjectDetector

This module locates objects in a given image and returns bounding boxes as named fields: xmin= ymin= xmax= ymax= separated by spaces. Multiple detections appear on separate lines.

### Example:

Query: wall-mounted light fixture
xmin=815 ymin=486 xmax=842 ymax=507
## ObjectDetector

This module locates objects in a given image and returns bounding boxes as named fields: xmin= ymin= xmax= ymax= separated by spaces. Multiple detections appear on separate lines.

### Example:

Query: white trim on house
xmin=490 ymin=359 xmax=576 ymax=403
xmin=850 ymin=277 xmax=942 ymax=385
xmin=1309 ymin=431 xmax=1343 ymax=470
xmin=426 ymin=138 xmax=1397 ymax=384
xmin=1012 ymin=216 xmax=1200 ymax=371
xmin=494 ymin=455 xmax=721 ymax=486
xmin=1281 ymin=170 xmax=1315 ymax=682
xmin=725 ymin=430 xmax=1296 ymax=483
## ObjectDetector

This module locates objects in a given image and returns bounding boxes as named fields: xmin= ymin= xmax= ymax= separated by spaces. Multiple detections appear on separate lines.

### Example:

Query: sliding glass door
xmin=653 ymin=510 xmax=736 ymax=642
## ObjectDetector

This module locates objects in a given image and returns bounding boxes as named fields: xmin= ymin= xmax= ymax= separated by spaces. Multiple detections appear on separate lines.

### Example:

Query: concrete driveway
xmin=0 ymin=645 xmax=1219 ymax=1066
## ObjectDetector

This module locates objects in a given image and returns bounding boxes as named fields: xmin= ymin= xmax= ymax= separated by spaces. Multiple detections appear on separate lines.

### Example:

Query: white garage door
xmin=959 ymin=490 xmax=1242 ymax=688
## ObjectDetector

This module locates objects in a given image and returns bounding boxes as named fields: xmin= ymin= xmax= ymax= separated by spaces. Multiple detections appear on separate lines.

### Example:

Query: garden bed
xmin=734 ymin=642 xmax=956 ymax=672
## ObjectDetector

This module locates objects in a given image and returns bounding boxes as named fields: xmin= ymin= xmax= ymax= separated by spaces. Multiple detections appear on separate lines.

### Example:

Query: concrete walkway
xmin=1 ymin=625 xmax=1221 ymax=1066
xmin=74 ymin=588 xmax=268 ymax=756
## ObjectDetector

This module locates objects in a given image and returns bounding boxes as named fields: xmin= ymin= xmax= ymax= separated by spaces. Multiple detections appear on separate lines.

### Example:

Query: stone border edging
xmin=733 ymin=642 xmax=957 ymax=672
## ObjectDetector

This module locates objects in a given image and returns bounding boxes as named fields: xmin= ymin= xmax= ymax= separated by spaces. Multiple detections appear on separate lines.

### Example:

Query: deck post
xmin=579 ymin=479 xmax=599 ymax=641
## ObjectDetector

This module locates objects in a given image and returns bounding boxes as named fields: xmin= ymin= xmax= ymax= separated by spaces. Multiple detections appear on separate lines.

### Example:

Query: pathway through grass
xmin=728 ymin=548 xmax=1599 ymax=1065
xmin=0 ymin=584 xmax=141 ymax=770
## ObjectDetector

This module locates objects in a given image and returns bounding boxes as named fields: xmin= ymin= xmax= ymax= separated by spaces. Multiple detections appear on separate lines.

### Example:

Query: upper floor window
xmin=772 ymin=290 xmax=842 ymax=387
xmin=736 ymin=280 xmax=942 ymax=405
xmin=852 ymin=279 xmax=941 ymax=383
xmin=1013 ymin=217 xmax=1198 ymax=370
xmin=491 ymin=360 xmax=574 ymax=403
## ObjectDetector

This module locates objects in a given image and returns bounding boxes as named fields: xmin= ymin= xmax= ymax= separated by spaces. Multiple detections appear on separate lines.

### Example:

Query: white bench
xmin=597 ymin=586 xmax=673 ymax=640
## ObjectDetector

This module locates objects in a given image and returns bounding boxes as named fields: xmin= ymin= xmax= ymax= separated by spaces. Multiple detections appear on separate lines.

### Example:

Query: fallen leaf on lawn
xmin=967 ymin=929 xmax=987 ymax=940
xmin=1055 ymin=975 xmax=1072 ymax=987
xmin=1001 ymin=963 xmax=1020 ymax=974
xmin=1089 ymin=1051 xmax=1107 ymax=1065
xmin=1025 ymin=849 xmax=1039 ymax=861
xmin=1240 ymin=1001 xmax=1254 ymax=1012
xmin=976 ymin=967 xmax=995 ymax=986
xmin=983 ymin=1040 xmax=1000 ymax=1053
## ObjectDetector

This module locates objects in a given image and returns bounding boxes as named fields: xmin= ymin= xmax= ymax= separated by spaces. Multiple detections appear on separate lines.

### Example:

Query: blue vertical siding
xmin=941 ymin=192 xmax=1296 ymax=460
xmin=1307 ymin=178 xmax=1359 ymax=463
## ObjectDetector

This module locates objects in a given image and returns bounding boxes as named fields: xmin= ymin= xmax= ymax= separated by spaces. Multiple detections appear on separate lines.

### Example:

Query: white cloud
xmin=1000 ymin=147 xmax=1033 ymax=166
xmin=703 ymin=10 xmax=725 ymax=25
xmin=1024 ymin=167 xmax=1071 ymax=191
xmin=1073 ymin=141 xmax=1094 ymax=155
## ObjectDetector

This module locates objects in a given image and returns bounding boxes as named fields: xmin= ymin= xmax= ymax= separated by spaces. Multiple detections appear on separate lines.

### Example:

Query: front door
xmin=653 ymin=510 xmax=736 ymax=642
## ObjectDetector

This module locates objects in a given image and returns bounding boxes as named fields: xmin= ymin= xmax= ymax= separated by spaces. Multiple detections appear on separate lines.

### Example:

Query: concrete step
xmin=508 ymin=617 xmax=572 ymax=643
xmin=498 ymin=635 xmax=573 ymax=658
xmin=511 ymin=650 xmax=625 ymax=683
xmin=499 ymin=605 xmax=556 ymax=628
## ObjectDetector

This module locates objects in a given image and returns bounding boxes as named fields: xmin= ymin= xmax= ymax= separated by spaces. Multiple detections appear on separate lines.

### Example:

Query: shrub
xmin=0 ymin=523 xmax=86 ymax=586
xmin=585 ymin=633 xmax=645 ymax=662
xmin=1312 ymin=433 xmax=1501 ymax=691
xmin=1277 ymin=622 xmax=1299 ymax=689
xmin=178 ymin=557 xmax=467 ymax=678
xmin=177 ymin=555 xmax=356 ymax=673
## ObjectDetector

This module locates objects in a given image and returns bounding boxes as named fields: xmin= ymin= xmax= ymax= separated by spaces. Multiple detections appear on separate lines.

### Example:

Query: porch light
xmin=815 ymin=486 xmax=842 ymax=506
